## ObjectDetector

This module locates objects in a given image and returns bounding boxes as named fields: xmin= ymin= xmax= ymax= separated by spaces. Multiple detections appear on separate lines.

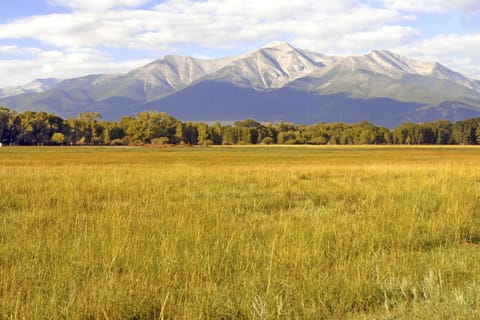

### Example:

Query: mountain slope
xmin=141 ymin=80 xmax=426 ymax=127
xmin=119 ymin=54 xmax=238 ymax=101
xmin=0 ymin=78 xmax=60 ymax=98
xmin=1 ymin=43 xmax=480 ymax=127
xmin=205 ymin=42 xmax=336 ymax=89
xmin=290 ymin=50 xmax=480 ymax=109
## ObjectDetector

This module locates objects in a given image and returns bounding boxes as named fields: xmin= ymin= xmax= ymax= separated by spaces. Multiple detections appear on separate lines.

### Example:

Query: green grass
xmin=1 ymin=146 xmax=480 ymax=319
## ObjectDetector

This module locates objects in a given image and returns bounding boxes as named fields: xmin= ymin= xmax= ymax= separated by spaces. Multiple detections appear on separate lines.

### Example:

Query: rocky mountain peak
xmin=1 ymin=43 xmax=480 ymax=127
xmin=0 ymin=78 xmax=61 ymax=98
xmin=261 ymin=41 xmax=293 ymax=50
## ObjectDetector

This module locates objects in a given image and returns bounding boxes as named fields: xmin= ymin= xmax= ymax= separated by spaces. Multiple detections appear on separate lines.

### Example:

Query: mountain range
xmin=1 ymin=42 xmax=480 ymax=127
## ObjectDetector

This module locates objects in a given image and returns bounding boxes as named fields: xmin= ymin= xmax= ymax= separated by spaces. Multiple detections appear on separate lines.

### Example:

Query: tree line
xmin=1 ymin=107 xmax=480 ymax=146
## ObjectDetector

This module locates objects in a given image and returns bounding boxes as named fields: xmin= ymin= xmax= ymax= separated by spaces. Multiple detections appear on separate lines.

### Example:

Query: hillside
xmin=1 ymin=43 xmax=480 ymax=127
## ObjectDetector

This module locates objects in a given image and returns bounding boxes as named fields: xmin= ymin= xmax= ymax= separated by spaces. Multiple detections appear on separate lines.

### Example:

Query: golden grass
xmin=0 ymin=146 xmax=480 ymax=319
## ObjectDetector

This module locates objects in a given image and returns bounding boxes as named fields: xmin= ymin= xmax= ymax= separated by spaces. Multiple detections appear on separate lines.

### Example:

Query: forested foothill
xmin=1 ymin=107 xmax=480 ymax=146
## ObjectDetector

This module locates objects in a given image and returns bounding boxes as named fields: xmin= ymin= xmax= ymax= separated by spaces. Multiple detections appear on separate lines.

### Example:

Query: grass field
xmin=1 ymin=145 xmax=480 ymax=319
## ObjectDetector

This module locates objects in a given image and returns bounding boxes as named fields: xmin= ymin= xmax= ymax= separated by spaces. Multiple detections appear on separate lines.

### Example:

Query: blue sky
xmin=0 ymin=0 xmax=480 ymax=87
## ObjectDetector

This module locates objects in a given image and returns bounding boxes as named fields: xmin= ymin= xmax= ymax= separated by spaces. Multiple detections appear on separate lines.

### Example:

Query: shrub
xmin=50 ymin=132 xmax=65 ymax=145
xmin=151 ymin=137 xmax=170 ymax=145
xmin=110 ymin=139 xmax=125 ymax=146
xmin=261 ymin=137 xmax=274 ymax=145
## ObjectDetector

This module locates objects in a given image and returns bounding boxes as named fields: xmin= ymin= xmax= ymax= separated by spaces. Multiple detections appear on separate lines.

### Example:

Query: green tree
xmin=17 ymin=111 xmax=55 ymax=145
xmin=277 ymin=132 xmax=286 ymax=144
xmin=183 ymin=123 xmax=198 ymax=145
xmin=195 ymin=123 xmax=210 ymax=145
xmin=452 ymin=118 xmax=480 ymax=145
xmin=77 ymin=112 xmax=102 ymax=144
xmin=431 ymin=120 xmax=453 ymax=144
xmin=127 ymin=111 xmax=179 ymax=144
xmin=222 ymin=126 xmax=234 ymax=145
xmin=0 ymin=107 xmax=11 ymax=145
xmin=234 ymin=119 xmax=265 ymax=144
xmin=175 ymin=121 xmax=185 ymax=144
xmin=211 ymin=122 xmax=223 ymax=145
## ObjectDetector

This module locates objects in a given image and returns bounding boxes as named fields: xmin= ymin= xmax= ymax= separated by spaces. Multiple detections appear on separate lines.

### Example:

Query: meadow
xmin=1 ymin=145 xmax=480 ymax=319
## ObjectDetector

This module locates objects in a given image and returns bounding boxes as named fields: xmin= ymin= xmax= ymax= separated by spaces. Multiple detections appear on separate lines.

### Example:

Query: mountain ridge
xmin=1 ymin=42 xmax=479 ymax=127
xmin=0 ymin=78 xmax=61 ymax=98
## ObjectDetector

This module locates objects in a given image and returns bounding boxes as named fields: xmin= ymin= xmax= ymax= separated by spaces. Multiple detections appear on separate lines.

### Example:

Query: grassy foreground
xmin=1 ymin=146 xmax=480 ymax=319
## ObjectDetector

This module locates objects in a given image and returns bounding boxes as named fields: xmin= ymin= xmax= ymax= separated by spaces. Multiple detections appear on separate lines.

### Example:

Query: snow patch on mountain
xmin=312 ymin=50 xmax=480 ymax=92
xmin=209 ymin=42 xmax=330 ymax=89
xmin=1 ymin=43 xmax=479 ymax=105
xmin=90 ymin=74 xmax=122 ymax=86
xmin=262 ymin=40 xmax=292 ymax=48
xmin=126 ymin=55 xmax=238 ymax=92
xmin=429 ymin=62 xmax=479 ymax=90
xmin=0 ymin=78 xmax=60 ymax=98
xmin=338 ymin=50 xmax=436 ymax=78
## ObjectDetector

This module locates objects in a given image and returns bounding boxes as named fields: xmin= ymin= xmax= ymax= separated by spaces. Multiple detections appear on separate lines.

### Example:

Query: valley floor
xmin=1 ymin=146 xmax=480 ymax=319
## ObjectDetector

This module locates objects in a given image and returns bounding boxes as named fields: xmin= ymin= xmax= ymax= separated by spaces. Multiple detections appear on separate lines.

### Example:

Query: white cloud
xmin=0 ymin=45 xmax=42 ymax=55
xmin=145 ymin=0 xmax=404 ymax=48
xmin=324 ymin=25 xmax=418 ymax=54
xmin=0 ymin=0 xmax=479 ymax=86
xmin=393 ymin=33 xmax=480 ymax=79
xmin=0 ymin=0 xmax=406 ymax=51
xmin=0 ymin=47 xmax=150 ymax=87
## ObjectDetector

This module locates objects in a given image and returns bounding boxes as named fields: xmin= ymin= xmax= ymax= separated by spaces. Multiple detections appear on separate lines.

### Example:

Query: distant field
xmin=1 ymin=146 xmax=480 ymax=319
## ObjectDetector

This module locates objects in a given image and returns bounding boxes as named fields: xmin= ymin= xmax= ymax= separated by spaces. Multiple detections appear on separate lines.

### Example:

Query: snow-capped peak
xmin=22 ymin=78 xmax=60 ymax=91
xmin=0 ymin=78 xmax=60 ymax=98
xmin=1 ymin=44 xmax=479 ymax=103
xmin=338 ymin=49 xmax=436 ymax=79
xmin=261 ymin=41 xmax=292 ymax=49
xmin=363 ymin=50 xmax=428 ymax=76
xmin=333 ymin=50 xmax=480 ymax=90
xmin=216 ymin=41 xmax=325 ymax=89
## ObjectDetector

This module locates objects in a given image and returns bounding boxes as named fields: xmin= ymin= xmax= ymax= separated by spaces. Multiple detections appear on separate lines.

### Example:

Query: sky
xmin=0 ymin=0 xmax=480 ymax=87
